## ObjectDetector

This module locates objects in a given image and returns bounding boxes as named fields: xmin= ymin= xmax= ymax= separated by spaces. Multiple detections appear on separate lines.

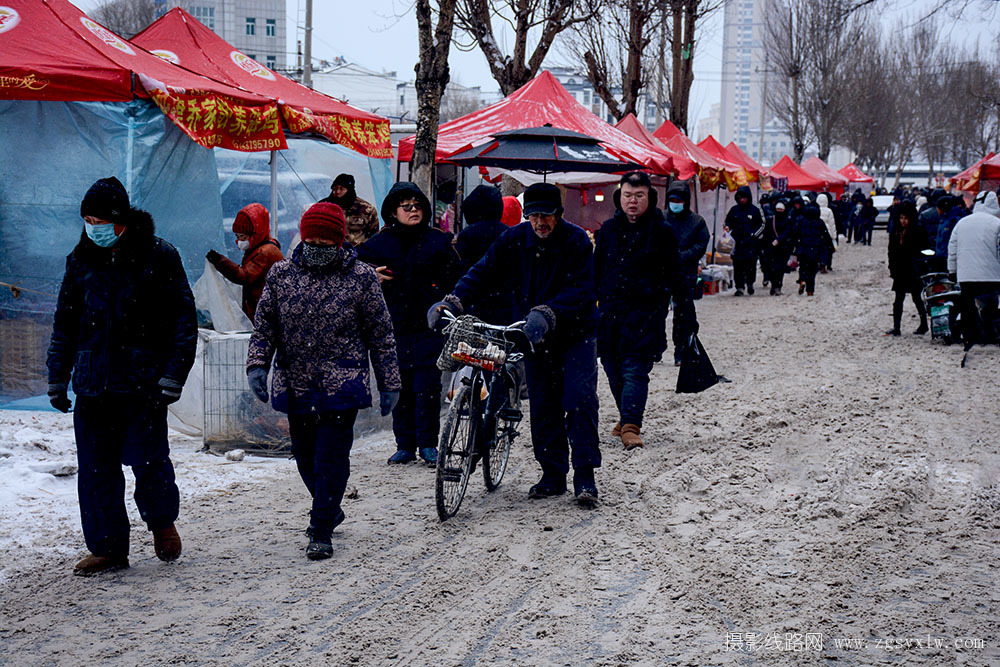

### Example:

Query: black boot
xmin=307 ymin=523 xmax=333 ymax=560
xmin=914 ymin=300 xmax=928 ymax=334
xmin=528 ymin=470 xmax=567 ymax=499
xmin=573 ymin=467 xmax=599 ymax=508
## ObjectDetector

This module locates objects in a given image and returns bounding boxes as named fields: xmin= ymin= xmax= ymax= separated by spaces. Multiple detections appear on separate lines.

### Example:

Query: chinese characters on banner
xmin=282 ymin=107 xmax=392 ymax=160
xmin=147 ymin=87 xmax=288 ymax=152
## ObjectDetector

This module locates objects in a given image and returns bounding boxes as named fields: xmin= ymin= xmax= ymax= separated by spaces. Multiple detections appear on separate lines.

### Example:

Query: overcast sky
xmin=70 ymin=0 xmax=998 ymax=131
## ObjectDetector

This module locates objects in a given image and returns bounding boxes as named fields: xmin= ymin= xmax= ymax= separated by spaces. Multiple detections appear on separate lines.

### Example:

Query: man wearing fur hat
xmin=47 ymin=177 xmax=197 ymax=576
xmin=321 ymin=173 xmax=379 ymax=246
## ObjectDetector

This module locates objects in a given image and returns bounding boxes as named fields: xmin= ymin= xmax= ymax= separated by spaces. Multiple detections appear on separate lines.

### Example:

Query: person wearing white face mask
xmin=206 ymin=203 xmax=283 ymax=320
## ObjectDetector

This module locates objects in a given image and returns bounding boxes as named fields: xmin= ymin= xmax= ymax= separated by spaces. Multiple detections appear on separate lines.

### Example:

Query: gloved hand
xmin=48 ymin=383 xmax=71 ymax=413
xmin=157 ymin=377 xmax=184 ymax=406
xmin=248 ymin=367 xmax=269 ymax=403
xmin=426 ymin=299 xmax=456 ymax=331
xmin=379 ymin=390 xmax=400 ymax=416
xmin=206 ymin=249 xmax=223 ymax=266
xmin=523 ymin=309 xmax=550 ymax=345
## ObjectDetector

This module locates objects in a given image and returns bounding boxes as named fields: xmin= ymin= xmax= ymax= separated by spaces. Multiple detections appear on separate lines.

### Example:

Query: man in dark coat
xmin=454 ymin=185 xmax=509 ymax=326
xmin=761 ymin=200 xmax=796 ymax=295
xmin=724 ymin=185 xmax=764 ymax=296
xmin=665 ymin=180 xmax=709 ymax=366
xmin=594 ymin=172 xmax=687 ymax=450
xmin=205 ymin=202 xmax=284 ymax=320
xmin=357 ymin=182 xmax=461 ymax=466
xmin=794 ymin=203 xmax=833 ymax=295
xmin=428 ymin=183 xmax=602 ymax=507
xmin=248 ymin=202 xmax=401 ymax=559
xmin=320 ymin=173 xmax=380 ymax=246
xmin=920 ymin=188 xmax=945 ymax=243
xmin=47 ymin=177 xmax=197 ymax=576
xmin=886 ymin=201 xmax=929 ymax=336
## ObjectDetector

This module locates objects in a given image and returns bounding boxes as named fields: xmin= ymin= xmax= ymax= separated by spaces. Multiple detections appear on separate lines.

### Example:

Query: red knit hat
xmin=232 ymin=211 xmax=254 ymax=236
xmin=299 ymin=202 xmax=346 ymax=246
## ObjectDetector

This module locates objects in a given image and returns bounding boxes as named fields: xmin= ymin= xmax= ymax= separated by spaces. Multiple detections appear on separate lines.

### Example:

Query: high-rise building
xmin=718 ymin=0 xmax=768 ymax=151
xmin=154 ymin=1 xmax=286 ymax=72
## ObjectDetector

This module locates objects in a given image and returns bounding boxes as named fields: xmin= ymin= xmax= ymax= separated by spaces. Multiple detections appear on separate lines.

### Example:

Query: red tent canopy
xmin=697 ymin=135 xmax=752 ymax=187
xmin=801 ymin=157 xmax=848 ymax=195
xmin=651 ymin=119 xmax=743 ymax=189
xmin=837 ymin=162 xmax=874 ymax=183
xmin=614 ymin=113 xmax=694 ymax=179
xmin=132 ymin=8 xmax=390 ymax=158
xmin=769 ymin=155 xmax=826 ymax=191
xmin=726 ymin=141 xmax=768 ymax=178
xmin=397 ymin=71 xmax=673 ymax=175
xmin=949 ymin=152 xmax=997 ymax=192
xmin=0 ymin=0 xmax=286 ymax=152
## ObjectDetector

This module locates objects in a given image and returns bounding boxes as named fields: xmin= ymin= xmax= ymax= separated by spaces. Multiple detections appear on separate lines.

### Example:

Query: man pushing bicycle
xmin=428 ymin=183 xmax=601 ymax=508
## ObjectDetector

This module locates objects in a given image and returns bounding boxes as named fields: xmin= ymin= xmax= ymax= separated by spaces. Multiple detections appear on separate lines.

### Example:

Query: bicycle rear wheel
xmin=483 ymin=381 xmax=521 ymax=491
xmin=435 ymin=385 xmax=476 ymax=521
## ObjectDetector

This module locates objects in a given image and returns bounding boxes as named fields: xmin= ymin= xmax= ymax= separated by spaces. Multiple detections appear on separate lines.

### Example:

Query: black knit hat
xmin=522 ymin=183 xmax=563 ymax=217
xmin=80 ymin=176 xmax=129 ymax=223
xmin=332 ymin=173 xmax=355 ymax=190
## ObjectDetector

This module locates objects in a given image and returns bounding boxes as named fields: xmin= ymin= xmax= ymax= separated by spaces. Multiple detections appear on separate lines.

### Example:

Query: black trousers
xmin=288 ymin=409 xmax=358 ymax=531
xmin=392 ymin=366 xmax=442 ymax=452
xmin=961 ymin=282 xmax=1000 ymax=346
xmin=798 ymin=258 xmax=819 ymax=293
xmin=893 ymin=288 xmax=926 ymax=331
xmin=672 ymin=276 xmax=699 ymax=361
xmin=733 ymin=256 xmax=757 ymax=290
xmin=523 ymin=337 xmax=601 ymax=477
xmin=74 ymin=395 xmax=178 ymax=558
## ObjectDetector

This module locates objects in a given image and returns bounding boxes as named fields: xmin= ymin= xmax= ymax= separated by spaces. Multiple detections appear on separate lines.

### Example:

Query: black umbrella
xmin=443 ymin=125 xmax=643 ymax=182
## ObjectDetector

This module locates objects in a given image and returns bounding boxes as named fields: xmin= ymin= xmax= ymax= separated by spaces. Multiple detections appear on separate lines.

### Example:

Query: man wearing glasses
xmin=594 ymin=172 xmax=688 ymax=450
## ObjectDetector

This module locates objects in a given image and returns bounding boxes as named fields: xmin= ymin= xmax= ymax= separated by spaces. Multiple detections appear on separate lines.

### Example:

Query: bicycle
xmin=434 ymin=312 xmax=530 ymax=521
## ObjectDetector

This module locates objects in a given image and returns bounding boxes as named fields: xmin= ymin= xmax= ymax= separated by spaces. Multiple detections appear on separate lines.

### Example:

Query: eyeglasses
xmin=398 ymin=203 xmax=421 ymax=212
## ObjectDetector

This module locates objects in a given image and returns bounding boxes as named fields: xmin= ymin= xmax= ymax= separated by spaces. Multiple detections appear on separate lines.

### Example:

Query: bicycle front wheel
xmin=483 ymin=381 xmax=521 ymax=491
xmin=435 ymin=385 xmax=476 ymax=521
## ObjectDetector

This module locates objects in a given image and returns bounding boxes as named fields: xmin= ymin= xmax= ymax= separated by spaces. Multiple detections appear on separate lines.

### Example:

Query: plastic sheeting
xmin=0 ymin=98 xmax=225 ymax=404
xmin=215 ymin=138 xmax=392 ymax=254
xmin=192 ymin=259 xmax=253 ymax=333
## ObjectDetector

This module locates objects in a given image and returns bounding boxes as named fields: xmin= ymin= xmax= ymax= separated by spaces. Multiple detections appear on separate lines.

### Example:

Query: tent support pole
xmin=270 ymin=150 xmax=278 ymax=239
xmin=711 ymin=186 xmax=720 ymax=265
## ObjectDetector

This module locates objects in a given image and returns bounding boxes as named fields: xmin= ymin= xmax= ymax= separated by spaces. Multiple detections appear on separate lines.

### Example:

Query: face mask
xmin=85 ymin=222 xmax=121 ymax=248
xmin=668 ymin=202 xmax=684 ymax=214
xmin=301 ymin=243 xmax=342 ymax=268
xmin=237 ymin=240 xmax=250 ymax=251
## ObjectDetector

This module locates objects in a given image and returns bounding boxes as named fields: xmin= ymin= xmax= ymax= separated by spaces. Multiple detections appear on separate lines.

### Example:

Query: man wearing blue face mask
xmin=664 ymin=180 xmax=709 ymax=366
xmin=47 ymin=176 xmax=197 ymax=576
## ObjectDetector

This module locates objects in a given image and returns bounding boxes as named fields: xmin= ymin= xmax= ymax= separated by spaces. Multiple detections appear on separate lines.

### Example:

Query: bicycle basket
xmin=437 ymin=315 xmax=509 ymax=372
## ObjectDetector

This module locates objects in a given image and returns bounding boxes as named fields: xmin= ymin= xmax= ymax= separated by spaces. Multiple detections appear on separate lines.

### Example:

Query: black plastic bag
xmin=676 ymin=334 xmax=720 ymax=394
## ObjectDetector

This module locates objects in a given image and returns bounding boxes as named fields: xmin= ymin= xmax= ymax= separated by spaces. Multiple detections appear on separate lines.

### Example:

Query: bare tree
xmin=439 ymin=85 xmax=485 ymax=121
xmin=667 ymin=0 xmax=724 ymax=134
xmin=91 ymin=0 xmax=155 ymax=38
xmin=413 ymin=0 xmax=459 ymax=197
xmin=764 ymin=0 xmax=812 ymax=160
xmin=454 ymin=0 xmax=601 ymax=96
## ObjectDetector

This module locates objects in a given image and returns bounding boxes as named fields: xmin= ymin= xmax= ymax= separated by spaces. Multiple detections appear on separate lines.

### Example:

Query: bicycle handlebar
xmin=441 ymin=310 xmax=534 ymax=355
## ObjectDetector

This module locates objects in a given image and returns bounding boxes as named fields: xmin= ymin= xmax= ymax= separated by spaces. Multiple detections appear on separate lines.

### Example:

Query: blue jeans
xmin=601 ymin=355 xmax=654 ymax=428
xmin=523 ymin=336 xmax=601 ymax=477
xmin=288 ymin=409 xmax=358 ymax=530
xmin=74 ymin=395 xmax=178 ymax=558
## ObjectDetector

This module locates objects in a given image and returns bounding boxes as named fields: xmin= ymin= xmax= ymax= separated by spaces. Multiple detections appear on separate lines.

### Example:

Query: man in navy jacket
xmin=428 ymin=183 xmax=602 ymax=507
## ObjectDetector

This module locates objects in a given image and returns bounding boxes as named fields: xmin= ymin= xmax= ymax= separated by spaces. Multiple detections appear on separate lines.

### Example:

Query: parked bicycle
xmin=434 ymin=312 xmax=530 ymax=521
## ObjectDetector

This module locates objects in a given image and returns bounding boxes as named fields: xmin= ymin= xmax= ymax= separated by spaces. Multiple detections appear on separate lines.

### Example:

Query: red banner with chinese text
xmin=147 ymin=87 xmax=287 ymax=152
xmin=282 ymin=106 xmax=392 ymax=159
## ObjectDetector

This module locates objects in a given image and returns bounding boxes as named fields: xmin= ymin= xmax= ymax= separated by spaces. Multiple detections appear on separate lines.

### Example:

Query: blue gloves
xmin=380 ymin=391 xmax=400 ymax=416
xmin=523 ymin=309 xmax=550 ymax=345
xmin=248 ymin=367 xmax=269 ymax=403
xmin=426 ymin=300 xmax=455 ymax=331
xmin=48 ymin=383 xmax=71 ymax=413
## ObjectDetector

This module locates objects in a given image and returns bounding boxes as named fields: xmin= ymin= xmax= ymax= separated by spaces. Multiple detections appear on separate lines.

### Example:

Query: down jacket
xmin=212 ymin=203 xmax=283 ymax=319
xmin=664 ymin=180 xmax=710 ymax=278
xmin=724 ymin=185 xmax=764 ymax=259
xmin=247 ymin=243 xmax=401 ymax=414
xmin=48 ymin=209 xmax=197 ymax=398
xmin=947 ymin=191 xmax=1000 ymax=283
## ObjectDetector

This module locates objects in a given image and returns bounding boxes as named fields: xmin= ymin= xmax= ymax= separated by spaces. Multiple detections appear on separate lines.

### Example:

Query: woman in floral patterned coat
xmin=247 ymin=202 xmax=401 ymax=560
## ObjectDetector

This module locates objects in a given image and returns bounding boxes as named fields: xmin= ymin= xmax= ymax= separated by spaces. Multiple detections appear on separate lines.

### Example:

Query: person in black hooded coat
xmin=664 ymin=180 xmax=709 ymax=365
xmin=724 ymin=185 xmax=764 ymax=295
xmin=761 ymin=200 xmax=797 ymax=295
xmin=594 ymin=172 xmax=689 ymax=450
xmin=47 ymin=177 xmax=197 ymax=576
xmin=356 ymin=182 xmax=461 ymax=465
xmin=793 ymin=203 xmax=832 ymax=295
xmin=453 ymin=185 xmax=510 ymax=326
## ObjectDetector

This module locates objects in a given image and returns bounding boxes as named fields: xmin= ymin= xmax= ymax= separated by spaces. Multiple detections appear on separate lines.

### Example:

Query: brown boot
xmin=153 ymin=523 xmax=182 ymax=562
xmin=73 ymin=554 xmax=129 ymax=576
xmin=621 ymin=424 xmax=643 ymax=450
xmin=610 ymin=421 xmax=622 ymax=437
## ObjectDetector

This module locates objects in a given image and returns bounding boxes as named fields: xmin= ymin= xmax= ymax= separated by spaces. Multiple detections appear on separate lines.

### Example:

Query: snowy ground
xmin=1 ymin=237 xmax=998 ymax=666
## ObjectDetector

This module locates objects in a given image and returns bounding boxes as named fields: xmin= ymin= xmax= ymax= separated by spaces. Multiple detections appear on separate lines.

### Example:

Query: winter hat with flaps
xmin=299 ymin=202 xmax=346 ymax=246
xmin=332 ymin=173 xmax=355 ymax=191
xmin=80 ymin=176 xmax=129 ymax=224
xmin=462 ymin=185 xmax=503 ymax=224
xmin=522 ymin=183 xmax=563 ymax=217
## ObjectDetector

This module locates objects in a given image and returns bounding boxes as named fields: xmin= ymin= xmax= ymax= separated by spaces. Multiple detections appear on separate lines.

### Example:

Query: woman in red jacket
xmin=206 ymin=203 xmax=284 ymax=320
